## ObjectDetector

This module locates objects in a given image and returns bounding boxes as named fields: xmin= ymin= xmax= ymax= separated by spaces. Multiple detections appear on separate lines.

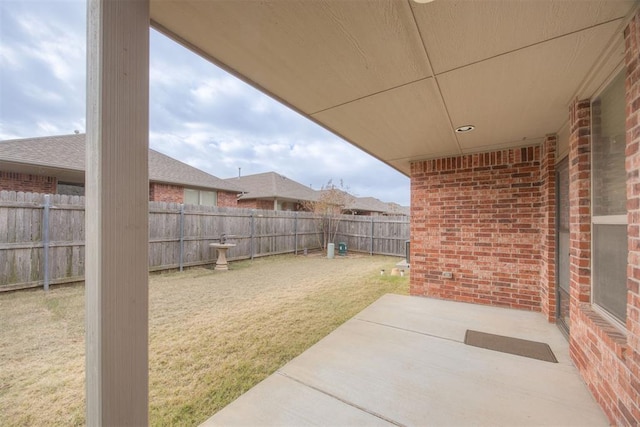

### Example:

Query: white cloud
xmin=0 ymin=44 xmax=20 ymax=69
xmin=217 ymin=138 xmax=252 ymax=155
xmin=250 ymin=96 xmax=273 ymax=114
xmin=190 ymin=77 xmax=246 ymax=104
xmin=253 ymin=142 xmax=288 ymax=156
xmin=22 ymin=84 xmax=65 ymax=104
xmin=15 ymin=14 xmax=84 ymax=85
xmin=35 ymin=120 xmax=63 ymax=135
xmin=150 ymin=66 xmax=183 ymax=87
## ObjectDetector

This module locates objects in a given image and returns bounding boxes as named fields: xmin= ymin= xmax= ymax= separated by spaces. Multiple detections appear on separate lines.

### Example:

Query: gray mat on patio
xmin=464 ymin=330 xmax=558 ymax=363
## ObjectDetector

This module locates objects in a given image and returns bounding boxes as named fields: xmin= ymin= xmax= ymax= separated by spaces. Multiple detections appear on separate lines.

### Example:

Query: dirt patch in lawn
xmin=0 ymin=253 xmax=408 ymax=426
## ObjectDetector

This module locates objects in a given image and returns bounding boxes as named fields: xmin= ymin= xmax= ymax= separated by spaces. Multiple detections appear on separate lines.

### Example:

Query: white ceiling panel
xmin=312 ymin=78 xmax=458 ymax=174
xmin=413 ymin=0 xmax=634 ymax=74
xmin=437 ymin=20 xmax=621 ymax=153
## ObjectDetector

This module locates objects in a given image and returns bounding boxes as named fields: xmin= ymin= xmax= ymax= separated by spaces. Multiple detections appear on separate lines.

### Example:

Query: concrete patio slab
xmin=203 ymin=294 xmax=608 ymax=426
xmin=205 ymin=373 xmax=393 ymax=426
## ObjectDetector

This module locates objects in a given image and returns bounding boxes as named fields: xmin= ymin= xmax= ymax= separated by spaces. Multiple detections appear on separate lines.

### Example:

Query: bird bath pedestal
xmin=210 ymin=243 xmax=236 ymax=271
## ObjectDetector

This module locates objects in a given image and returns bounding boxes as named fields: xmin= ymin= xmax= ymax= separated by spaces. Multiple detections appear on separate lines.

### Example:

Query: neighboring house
xmin=226 ymin=171 xmax=317 ymax=211
xmin=346 ymin=196 xmax=406 ymax=216
xmin=229 ymin=171 xmax=410 ymax=215
xmin=0 ymin=133 xmax=242 ymax=207
xmin=385 ymin=202 xmax=410 ymax=217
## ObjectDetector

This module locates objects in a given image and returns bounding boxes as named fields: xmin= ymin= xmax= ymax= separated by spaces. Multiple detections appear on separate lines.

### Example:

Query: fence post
xmin=370 ymin=216 xmax=374 ymax=256
xmin=250 ymin=210 xmax=255 ymax=260
xmin=43 ymin=194 xmax=51 ymax=291
xmin=294 ymin=212 xmax=298 ymax=255
xmin=179 ymin=204 xmax=185 ymax=272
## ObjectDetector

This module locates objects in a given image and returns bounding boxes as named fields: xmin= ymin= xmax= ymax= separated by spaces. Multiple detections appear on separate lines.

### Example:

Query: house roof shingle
xmin=315 ymin=189 xmax=409 ymax=216
xmin=0 ymin=133 xmax=242 ymax=192
xmin=349 ymin=196 xmax=392 ymax=214
xmin=227 ymin=172 xmax=317 ymax=202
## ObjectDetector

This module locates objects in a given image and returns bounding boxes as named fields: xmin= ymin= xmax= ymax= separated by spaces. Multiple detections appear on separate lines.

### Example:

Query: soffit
xmin=0 ymin=161 xmax=84 ymax=183
xmin=150 ymin=0 xmax=637 ymax=176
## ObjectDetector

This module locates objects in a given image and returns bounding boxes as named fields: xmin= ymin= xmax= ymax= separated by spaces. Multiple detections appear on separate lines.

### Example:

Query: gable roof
xmin=227 ymin=172 xmax=317 ymax=202
xmin=0 ymin=134 xmax=242 ymax=192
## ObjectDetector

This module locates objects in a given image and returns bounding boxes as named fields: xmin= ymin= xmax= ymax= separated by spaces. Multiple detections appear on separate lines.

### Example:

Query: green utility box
xmin=338 ymin=242 xmax=347 ymax=256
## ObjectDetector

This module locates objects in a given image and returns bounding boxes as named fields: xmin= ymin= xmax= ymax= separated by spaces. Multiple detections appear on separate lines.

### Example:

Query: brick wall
xmin=625 ymin=10 xmax=640 ymax=424
xmin=568 ymin=100 xmax=592 ymax=312
xmin=149 ymin=183 xmax=183 ymax=203
xmin=237 ymin=199 xmax=274 ymax=210
xmin=409 ymin=146 xmax=545 ymax=311
xmin=567 ymin=12 xmax=640 ymax=425
xmin=0 ymin=172 xmax=57 ymax=194
xmin=540 ymin=135 xmax=557 ymax=321
xmin=150 ymin=185 xmax=238 ymax=207
xmin=217 ymin=191 xmax=238 ymax=207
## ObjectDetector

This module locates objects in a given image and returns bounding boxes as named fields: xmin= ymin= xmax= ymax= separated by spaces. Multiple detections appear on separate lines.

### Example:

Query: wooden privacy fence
xmin=148 ymin=202 xmax=322 ymax=271
xmin=0 ymin=191 xmax=409 ymax=291
xmin=335 ymin=215 xmax=409 ymax=256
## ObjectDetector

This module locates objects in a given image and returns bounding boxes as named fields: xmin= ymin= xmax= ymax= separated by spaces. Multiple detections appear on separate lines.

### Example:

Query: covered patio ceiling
xmin=150 ymin=0 xmax=637 ymax=176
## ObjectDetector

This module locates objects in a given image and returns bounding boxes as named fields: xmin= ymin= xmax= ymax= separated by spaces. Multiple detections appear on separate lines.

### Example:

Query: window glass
xmin=593 ymin=224 xmax=628 ymax=322
xmin=184 ymin=189 xmax=199 ymax=205
xmin=184 ymin=188 xmax=217 ymax=206
xmin=200 ymin=191 xmax=217 ymax=206
xmin=592 ymin=72 xmax=626 ymax=216
xmin=591 ymin=70 xmax=628 ymax=324
xmin=57 ymin=182 xmax=85 ymax=196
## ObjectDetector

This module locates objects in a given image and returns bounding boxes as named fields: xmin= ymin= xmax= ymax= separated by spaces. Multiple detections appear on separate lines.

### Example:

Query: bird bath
xmin=210 ymin=243 xmax=236 ymax=271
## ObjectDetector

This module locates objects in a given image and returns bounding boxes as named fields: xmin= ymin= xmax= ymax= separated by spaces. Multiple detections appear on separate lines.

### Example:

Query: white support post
xmin=86 ymin=0 xmax=150 ymax=425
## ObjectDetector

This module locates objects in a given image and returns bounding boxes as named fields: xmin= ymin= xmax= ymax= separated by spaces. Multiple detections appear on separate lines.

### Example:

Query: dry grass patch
xmin=0 ymin=254 xmax=408 ymax=426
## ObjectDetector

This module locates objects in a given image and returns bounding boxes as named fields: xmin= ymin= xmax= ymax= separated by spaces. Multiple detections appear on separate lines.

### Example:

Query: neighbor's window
xmin=276 ymin=200 xmax=295 ymax=211
xmin=591 ymin=70 xmax=627 ymax=324
xmin=57 ymin=182 xmax=85 ymax=196
xmin=184 ymin=188 xmax=217 ymax=206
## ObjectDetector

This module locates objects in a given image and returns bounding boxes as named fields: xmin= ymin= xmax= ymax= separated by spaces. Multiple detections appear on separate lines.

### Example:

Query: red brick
xmin=566 ymin=15 xmax=640 ymax=424
xmin=409 ymin=145 xmax=547 ymax=313
xmin=0 ymin=172 xmax=57 ymax=194
xmin=149 ymin=183 xmax=183 ymax=203
xmin=217 ymin=191 xmax=238 ymax=207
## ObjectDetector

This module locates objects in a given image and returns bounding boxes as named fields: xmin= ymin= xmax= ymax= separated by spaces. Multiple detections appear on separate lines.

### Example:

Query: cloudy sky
xmin=0 ymin=0 xmax=410 ymax=206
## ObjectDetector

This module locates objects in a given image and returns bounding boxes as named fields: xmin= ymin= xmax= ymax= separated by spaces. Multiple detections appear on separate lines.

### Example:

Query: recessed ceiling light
xmin=455 ymin=125 xmax=475 ymax=133
xmin=413 ymin=0 xmax=435 ymax=3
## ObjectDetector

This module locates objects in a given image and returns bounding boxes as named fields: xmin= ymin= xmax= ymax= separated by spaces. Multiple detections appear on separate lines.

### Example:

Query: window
xmin=591 ymin=70 xmax=627 ymax=324
xmin=184 ymin=188 xmax=217 ymax=206
xmin=57 ymin=182 xmax=85 ymax=196
xmin=276 ymin=200 xmax=295 ymax=211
